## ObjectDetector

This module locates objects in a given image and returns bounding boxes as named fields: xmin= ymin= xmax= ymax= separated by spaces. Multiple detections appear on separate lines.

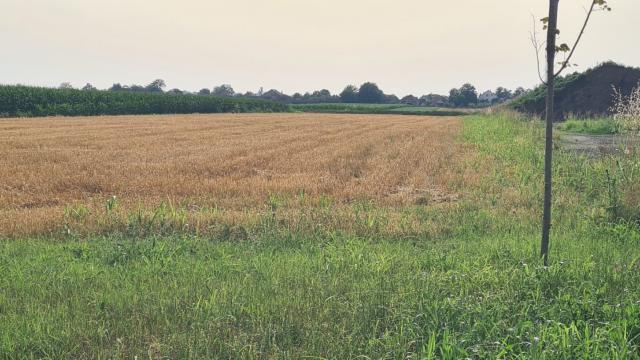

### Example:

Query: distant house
xmin=478 ymin=90 xmax=498 ymax=104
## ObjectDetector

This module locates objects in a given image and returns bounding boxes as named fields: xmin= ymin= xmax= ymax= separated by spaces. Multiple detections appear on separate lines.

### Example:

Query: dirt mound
xmin=512 ymin=62 xmax=640 ymax=120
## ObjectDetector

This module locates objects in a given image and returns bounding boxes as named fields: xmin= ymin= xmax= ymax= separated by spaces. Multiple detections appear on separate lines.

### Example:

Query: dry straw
xmin=0 ymin=113 xmax=466 ymax=237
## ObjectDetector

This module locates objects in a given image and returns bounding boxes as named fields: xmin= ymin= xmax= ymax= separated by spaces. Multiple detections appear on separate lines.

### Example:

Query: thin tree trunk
xmin=541 ymin=0 xmax=559 ymax=266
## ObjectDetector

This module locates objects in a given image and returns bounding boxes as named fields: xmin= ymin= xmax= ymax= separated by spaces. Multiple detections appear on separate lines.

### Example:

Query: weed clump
xmin=612 ymin=84 xmax=640 ymax=136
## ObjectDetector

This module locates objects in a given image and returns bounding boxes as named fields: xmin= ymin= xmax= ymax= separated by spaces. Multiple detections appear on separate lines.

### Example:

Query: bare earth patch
xmin=0 ymin=113 xmax=464 ymax=236
xmin=560 ymin=134 xmax=639 ymax=157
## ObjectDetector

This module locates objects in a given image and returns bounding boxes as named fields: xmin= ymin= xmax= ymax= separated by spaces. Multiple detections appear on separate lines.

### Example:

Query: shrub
xmin=611 ymin=84 xmax=640 ymax=136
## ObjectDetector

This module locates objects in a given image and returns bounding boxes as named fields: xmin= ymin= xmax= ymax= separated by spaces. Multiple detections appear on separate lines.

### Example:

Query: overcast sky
xmin=1 ymin=0 xmax=638 ymax=96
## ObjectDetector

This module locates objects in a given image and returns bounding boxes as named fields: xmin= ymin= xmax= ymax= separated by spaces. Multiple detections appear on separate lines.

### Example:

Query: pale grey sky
xmin=0 ymin=0 xmax=637 ymax=96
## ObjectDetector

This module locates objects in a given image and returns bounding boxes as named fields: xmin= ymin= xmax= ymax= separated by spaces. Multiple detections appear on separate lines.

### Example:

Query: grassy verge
xmin=2 ymin=114 xmax=640 ymax=358
xmin=291 ymin=103 xmax=472 ymax=116
xmin=557 ymin=118 xmax=620 ymax=135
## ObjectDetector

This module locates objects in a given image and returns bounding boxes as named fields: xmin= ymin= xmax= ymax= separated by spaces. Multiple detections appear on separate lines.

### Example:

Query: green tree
xmin=358 ymin=82 xmax=384 ymax=103
xmin=449 ymin=84 xmax=477 ymax=107
xmin=384 ymin=94 xmax=400 ymax=104
xmin=537 ymin=0 xmax=611 ymax=265
xmin=82 ymin=83 xmax=97 ymax=91
xmin=460 ymin=84 xmax=478 ymax=106
xmin=513 ymin=87 xmax=527 ymax=97
xmin=213 ymin=84 xmax=235 ymax=97
xmin=340 ymin=85 xmax=359 ymax=103
xmin=401 ymin=95 xmax=419 ymax=106
xmin=495 ymin=87 xmax=512 ymax=103
xmin=145 ymin=79 xmax=166 ymax=93
xmin=448 ymin=88 xmax=461 ymax=106
xmin=109 ymin=83 xmax=126 ymax=92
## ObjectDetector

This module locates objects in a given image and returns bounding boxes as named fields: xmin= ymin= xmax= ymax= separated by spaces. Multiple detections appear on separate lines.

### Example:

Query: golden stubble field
xmin=0 ymin=113 xmax=471 ymax=237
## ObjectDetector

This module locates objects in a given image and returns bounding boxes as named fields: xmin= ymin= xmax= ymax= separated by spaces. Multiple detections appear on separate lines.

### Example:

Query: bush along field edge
xmin=0 ymin=85 xmax=289 ymax=117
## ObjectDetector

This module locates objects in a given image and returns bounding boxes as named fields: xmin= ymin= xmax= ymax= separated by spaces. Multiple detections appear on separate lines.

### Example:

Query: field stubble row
xmin=0 ymin=113 xmax=473 ymax=237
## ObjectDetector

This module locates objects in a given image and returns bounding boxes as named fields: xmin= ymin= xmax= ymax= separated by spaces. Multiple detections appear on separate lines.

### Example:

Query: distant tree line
xmin=64 ymin=79 xmax=530 ymax=109
xmin=0 ymin=76 xmax=531 ymax=118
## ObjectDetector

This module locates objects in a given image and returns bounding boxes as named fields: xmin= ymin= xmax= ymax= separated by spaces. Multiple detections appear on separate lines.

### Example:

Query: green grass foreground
xmin=2 ymin=114 xmax=640 ymax=358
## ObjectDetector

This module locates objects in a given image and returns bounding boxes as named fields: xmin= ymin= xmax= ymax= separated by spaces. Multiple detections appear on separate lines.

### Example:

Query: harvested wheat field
xmin=0 ymin=113 xmax=467 ymax=236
